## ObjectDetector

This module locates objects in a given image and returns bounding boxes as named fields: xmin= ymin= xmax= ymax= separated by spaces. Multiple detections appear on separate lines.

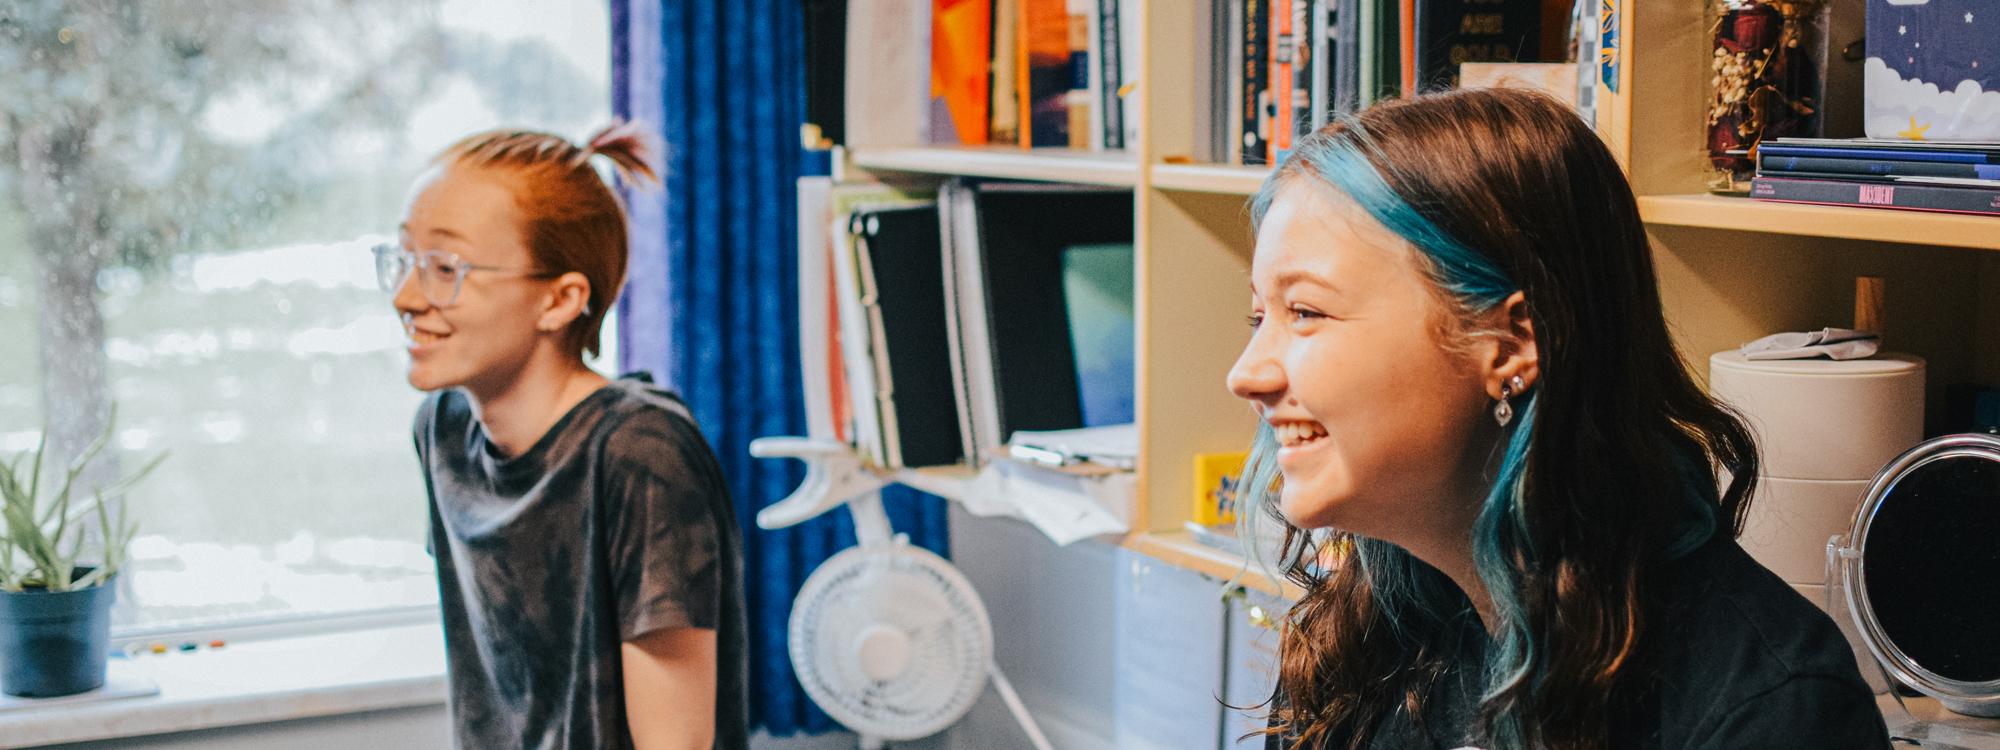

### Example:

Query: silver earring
xmin=1494 ymin=376 xmax=1525 ymax=427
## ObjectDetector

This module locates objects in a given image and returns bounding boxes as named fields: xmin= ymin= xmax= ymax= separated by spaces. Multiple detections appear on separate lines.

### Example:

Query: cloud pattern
xmin=1866 ymin=57 xmax=2000 ymax=140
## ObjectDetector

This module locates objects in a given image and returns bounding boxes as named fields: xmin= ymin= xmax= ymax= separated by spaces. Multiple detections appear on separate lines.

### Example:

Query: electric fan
xmin=751 ymin=437 xmax=1055 ymax=750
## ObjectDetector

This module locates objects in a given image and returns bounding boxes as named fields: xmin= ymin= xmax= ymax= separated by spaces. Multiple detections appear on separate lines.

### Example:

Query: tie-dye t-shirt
xmin=414 ymin=378 xmax=747 ymax=750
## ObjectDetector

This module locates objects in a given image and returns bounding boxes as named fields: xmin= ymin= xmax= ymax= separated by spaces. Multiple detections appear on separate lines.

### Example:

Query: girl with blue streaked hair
xmin=1229 ymin=88 xmax=1886 ymax=750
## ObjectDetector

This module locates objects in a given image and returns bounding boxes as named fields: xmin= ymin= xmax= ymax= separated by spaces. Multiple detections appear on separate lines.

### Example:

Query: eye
xmin=1289 ymin=306 xmax=1326 ymax=322
xmin=1246 ymin=312 xmax=1264 ymax=329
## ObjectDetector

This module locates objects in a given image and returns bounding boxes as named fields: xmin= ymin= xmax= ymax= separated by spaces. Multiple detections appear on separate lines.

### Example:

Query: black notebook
xmin=850 ymin=206 xmax=966 ymax=469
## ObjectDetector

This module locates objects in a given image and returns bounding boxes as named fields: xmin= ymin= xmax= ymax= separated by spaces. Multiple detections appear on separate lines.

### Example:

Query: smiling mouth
xmin=1273 ymin=422 xmax=1328 ymax=448
xmin=408 ymin=328 xmax=448 ymax=346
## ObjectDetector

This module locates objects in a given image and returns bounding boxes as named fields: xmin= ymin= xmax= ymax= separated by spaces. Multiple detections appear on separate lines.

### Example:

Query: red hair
xmin=434 ymin=122 xmax=661 ymax=358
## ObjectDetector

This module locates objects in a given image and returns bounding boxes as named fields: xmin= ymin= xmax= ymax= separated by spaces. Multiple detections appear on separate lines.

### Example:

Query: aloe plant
xmin=0 ymin=416 xmax=165 ymax=593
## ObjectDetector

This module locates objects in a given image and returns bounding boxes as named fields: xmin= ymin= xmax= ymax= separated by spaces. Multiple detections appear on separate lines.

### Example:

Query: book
xmin=1116 ymin=0 xmax=1141 ymax=149
xmin=1021 ymin=0 xmax=1073 ymax=148
xmin=1242 ymin=0 xmax=1270 ymax=165
xmin=1270 ymin=0 xmax=1309 ymax=163
xmin=827 ymin=185 xmax=937 ymax=466
xmin=991 ymin=0 xmax=1021 ymax=143
xmin=1759 ymin=154 xmax=2000 ymax=181
xmin=846 ymin=0 xmax=934 ymax=148
xmin=850 ymin=205 xmax=968 ymax=469
xmin=1750 ymin=176 xmax=2000 ymax=216
xmin=1866 ymin=0 xmax=2000 ymax=142
xmin=1066 ymin=8 xmax=1093 ymax=149
xmin=1761 ymin=142 xmax=2000 ymax=164
xmin=943 ymin=181 xmax=1136 ymax=459
xmin=1412 ymin=0 xmax=1544 ymax=90
xmin=1322 ymin=0 xmax=1362 ymax=125
xmin=1194 ymin=0 xmax=1232 ymax=162
xmin=1095 ymin=0 xmax=1124 ymax=149
xmin=930 ymin=0 xmax=993 ymax=145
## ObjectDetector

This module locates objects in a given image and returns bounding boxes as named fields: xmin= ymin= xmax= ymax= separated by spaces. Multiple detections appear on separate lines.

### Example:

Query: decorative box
xmin=1866 ymin=0 xmax=2000 ymax=142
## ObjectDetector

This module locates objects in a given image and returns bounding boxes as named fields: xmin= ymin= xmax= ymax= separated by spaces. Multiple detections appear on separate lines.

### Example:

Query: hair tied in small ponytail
xmin=581 ymin=119 xmax=662 ymax=190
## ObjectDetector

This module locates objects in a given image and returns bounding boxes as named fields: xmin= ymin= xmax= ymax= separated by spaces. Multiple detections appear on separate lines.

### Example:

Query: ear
xmin=1482 ymin=291 xmax=1539 ymax=400
xmin=537 ymin=272 xmax=593 ymax=334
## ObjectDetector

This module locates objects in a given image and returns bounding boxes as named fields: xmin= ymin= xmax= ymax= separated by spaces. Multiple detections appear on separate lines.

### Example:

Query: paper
xmin=1007 ymin=422 xmax=1137 ymax=469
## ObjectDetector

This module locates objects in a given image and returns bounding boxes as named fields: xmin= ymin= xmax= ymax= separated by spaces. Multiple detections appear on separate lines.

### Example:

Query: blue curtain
xmin=612 ymin=0 xmax=950 ymax=736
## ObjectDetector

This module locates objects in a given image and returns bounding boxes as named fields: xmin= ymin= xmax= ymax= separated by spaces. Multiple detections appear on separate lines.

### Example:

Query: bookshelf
xmin=841 ymin=0 xmax=2000 ymax=602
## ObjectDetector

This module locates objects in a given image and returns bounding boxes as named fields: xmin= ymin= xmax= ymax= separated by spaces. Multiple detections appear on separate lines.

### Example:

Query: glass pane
xmin=0 ymin=0 xmax=610 ymax=632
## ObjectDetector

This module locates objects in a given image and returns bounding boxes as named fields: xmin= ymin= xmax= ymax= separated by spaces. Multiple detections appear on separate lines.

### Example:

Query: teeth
xmin=409 ymin=329 xmax=445 ymax=345
xmin=1273 ymin=422 xmax=1327 ymax=447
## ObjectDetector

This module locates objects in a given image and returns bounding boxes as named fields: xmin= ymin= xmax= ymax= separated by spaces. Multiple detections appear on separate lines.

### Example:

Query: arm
xmin=623 ymin=626 xmax=718 ymax=750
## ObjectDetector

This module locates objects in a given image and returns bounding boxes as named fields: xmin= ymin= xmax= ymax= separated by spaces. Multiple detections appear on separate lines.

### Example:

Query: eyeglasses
xmin=371 ymin=244 xmax=540 ymax=308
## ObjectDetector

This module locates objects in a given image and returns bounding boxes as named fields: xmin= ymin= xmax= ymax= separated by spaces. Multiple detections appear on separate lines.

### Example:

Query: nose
xmin=1227 ymin=327 xmax=1287 ymax=406
xmin=391 ymin=263 xmax=430 ymax=317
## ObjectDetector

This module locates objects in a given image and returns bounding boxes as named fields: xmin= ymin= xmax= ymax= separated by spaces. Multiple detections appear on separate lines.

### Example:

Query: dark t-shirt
xmin=1281 ymin=539 xmax=1889 ymax=750
xmin=414 ymin=379 xmax=749 ymax=750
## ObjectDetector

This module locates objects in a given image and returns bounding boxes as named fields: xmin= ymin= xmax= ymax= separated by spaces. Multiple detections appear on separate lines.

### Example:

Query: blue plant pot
xmin=0 ymin=576 xmax=117 ymax=697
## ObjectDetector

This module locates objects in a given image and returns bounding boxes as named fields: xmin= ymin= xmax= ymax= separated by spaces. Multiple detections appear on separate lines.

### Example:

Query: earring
xmin=1494 ymin=376 xmax=1524 ymax=427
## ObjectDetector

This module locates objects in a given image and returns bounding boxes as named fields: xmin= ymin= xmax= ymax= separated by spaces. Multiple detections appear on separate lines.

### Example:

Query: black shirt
xmin=1283 ymin=539 xmax=1890 ymax=750
xmin=414 ymin=379 xmax=749 ymax=750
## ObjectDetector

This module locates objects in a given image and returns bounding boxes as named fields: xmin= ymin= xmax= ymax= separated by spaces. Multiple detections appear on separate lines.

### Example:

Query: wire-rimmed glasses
xmin=371 ymin=244 xmax=538 ymax=308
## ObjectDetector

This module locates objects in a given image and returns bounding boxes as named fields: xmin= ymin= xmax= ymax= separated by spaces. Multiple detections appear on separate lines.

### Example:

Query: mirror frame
xmin=1846 ymin=432 xmax=2000 ymax=717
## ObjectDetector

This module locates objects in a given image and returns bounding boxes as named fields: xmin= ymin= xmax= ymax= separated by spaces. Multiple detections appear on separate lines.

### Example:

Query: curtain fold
xmin=613 ymin=0 xmax=950 ymax=735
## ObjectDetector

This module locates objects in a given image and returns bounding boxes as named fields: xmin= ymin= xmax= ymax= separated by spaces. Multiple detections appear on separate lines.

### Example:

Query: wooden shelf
xmin=1123 ymin=530 xmax=1304 ymax=600
xmin=1637 ymin=194 xmax=2000 ymax=250
xmin=1150 ymin=163 xmax=1273 ymax=195
xmin=849 ymin=146 xmax=1140 ymax=186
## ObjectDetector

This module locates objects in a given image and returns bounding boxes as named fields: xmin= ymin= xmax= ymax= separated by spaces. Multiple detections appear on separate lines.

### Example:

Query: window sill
xmin=0 ymin=623 xmax=446 ymax=748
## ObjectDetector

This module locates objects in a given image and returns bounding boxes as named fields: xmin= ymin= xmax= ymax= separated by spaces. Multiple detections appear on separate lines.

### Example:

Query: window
xmin=0 ymin=0 xmax=611 ymax=633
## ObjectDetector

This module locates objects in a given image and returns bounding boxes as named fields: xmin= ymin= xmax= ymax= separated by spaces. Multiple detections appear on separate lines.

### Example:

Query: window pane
xmin=0 ymin=0 xmax=610 ymax=632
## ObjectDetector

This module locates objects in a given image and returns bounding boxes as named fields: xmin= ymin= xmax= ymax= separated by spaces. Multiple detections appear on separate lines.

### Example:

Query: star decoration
xmin=1899 ymin=117 xmax=1932 ymax=141
xmin=1968 ymin=12 xmax=1975 ymax=22
xmin=1900 ymin=25 xmax=1907 ymax=34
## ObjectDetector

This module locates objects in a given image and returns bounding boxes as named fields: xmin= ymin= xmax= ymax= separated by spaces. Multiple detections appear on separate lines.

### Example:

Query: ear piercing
xmin=1495 ymin=375 xmax=1525 ymax=427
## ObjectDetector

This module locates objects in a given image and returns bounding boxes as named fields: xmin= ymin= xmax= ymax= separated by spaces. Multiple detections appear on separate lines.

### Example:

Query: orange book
xmin=931 ymin=0 xmax=993 ymax=145
xmin=1019 ymin=0 xmax=1071 ymax=148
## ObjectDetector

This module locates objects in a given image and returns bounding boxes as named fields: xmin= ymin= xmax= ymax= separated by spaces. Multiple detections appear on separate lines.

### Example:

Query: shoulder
xmin=412 ymin=389 xmax=475 ymax=444
xmin=1644 ymin=539 xmax=1886 ymax=747
xmin=590 ymin=379 xmax=719 ymax=481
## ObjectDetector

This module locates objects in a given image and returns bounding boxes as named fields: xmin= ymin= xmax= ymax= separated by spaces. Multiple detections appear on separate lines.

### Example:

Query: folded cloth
xmin=1741 ymin=328 xmax=1881 ymax=361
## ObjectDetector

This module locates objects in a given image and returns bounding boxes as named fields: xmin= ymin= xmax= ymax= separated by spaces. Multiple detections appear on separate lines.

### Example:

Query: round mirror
xmin=1849 ymin=433 xmax=2000 ymax=717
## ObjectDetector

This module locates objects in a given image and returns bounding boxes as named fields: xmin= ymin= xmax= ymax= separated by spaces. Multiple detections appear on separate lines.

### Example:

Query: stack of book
xmin=1750 ymin=138 xmax=2000 ymax=217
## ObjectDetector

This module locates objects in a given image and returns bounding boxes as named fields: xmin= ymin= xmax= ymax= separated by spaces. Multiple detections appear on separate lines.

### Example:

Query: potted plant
xmin=0 ymin=420 xmax=163 ymax=698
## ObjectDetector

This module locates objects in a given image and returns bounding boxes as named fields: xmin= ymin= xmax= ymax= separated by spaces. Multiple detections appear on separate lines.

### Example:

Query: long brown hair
xmin=1243 ymin=88 xmax=1760 ymax=750
xmin=435 ymin=122 xmax=660 ymax=358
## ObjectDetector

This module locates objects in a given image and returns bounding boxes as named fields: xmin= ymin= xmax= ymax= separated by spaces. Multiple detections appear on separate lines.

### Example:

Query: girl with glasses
xmin=390 ymin=125 xmax=747 ymax=750
xmin=1230 ymin=89 xmax=1886 ymax=750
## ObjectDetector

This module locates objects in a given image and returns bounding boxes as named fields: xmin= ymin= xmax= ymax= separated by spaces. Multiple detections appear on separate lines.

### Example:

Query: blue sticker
xmin=1600 ymin=0 xmax=1620 ymax=94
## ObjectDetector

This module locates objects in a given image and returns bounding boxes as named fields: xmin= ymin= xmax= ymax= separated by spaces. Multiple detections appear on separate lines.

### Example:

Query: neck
xmin=1397 ymin=518 xmax=1500 ymax=638
xmin=1393 ymin=427 xmax=1509 ymax=638
xmin=464 ymin=352 xmax=609 ymax=458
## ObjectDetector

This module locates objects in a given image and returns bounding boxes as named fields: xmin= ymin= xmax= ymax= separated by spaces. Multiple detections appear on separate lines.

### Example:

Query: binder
xmin=850 ymin=205 xmax=968 ymax=469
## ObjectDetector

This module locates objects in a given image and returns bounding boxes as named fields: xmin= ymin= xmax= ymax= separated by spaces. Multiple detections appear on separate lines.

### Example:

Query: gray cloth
xmin=1741 ymin=328 xmax=1881 ymax=361
xmin=414 ymin=378 xmax=748 ymax=750
xmin=1277 ymin=538 xmax=1889 ymax=750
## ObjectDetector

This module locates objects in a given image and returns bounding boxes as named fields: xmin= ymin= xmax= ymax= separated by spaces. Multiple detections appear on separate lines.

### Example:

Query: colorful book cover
xmin=1021 ymin=0 xmax=1074 ymax=147
xmin=1242 ymin=0 xmax=1270 ymax=165
xmin=931 ymin=0 xmax=994 ymax=145
xmin=1865 ymin=0 xmax=2000 ymax=142
xmin=1271 ymin=0 xmax=1315 ymax=162
xmin=1751 ymin=176 xmax=2000 ymax=215
xmin=991 ymin=0 xmax=1022 ymax=144
xmin=1192 ymin=451 xmax=1251 ymax=526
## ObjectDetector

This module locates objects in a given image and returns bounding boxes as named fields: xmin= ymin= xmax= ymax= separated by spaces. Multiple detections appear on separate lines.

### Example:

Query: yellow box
xmin=1192 ymin=451 xmax=1250 ymax=526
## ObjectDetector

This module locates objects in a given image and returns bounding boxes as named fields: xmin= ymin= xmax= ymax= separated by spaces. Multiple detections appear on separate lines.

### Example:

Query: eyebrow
xmin=398 ymin=225 xmax=469 ymax=242
xmin=1269 ymin=269 xmax=1341 ymax=295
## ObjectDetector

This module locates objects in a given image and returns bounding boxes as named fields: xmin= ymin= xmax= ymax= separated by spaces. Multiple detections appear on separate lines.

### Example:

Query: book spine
xmin=1242 ymin=0 xmax=1269 ymax=165
xmin=1271 ymin=0 xmax=1296 ymax=162
xmin=1750 ymin=177 xmax=2000 ymax=215
xmin=1331 ymin=0 xmax=1360 ymax=118
xmin=1067 ymin=10 xmax=1092 ymax=149
xmin=1759 ymin=155 xmax=2000 ymax=180
xmin=1757 ymin=145 xmax=1999 ymax=165
xmin=1097 ymin=0 xmax=1122 ymax=150
xmin=1212 ymin=0 xmax=1234 ymax=162
xmin=990 ymin=0 xmax=1021 ymax=144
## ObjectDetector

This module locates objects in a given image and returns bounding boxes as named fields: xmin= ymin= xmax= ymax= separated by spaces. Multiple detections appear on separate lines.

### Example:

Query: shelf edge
xmin=1637 ymin=194 xmax=2000 ymax=250
xmin=1123 ymin=530 xmax=1304 ymax=600
xmin=850 ymin=147 xmax=1140 ymax=186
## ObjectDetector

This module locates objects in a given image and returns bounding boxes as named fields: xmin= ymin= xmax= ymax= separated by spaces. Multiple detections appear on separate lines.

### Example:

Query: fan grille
xmin=790 ymin=545 xmax=992 ymax=739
